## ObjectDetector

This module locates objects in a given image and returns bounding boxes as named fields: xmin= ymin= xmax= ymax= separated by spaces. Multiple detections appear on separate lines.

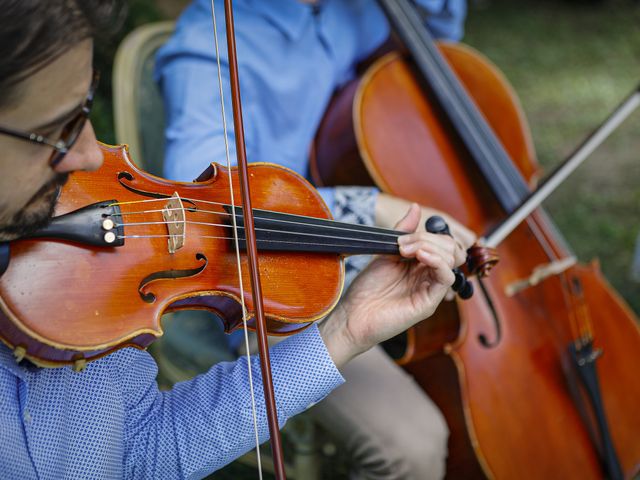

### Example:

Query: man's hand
xmin=319 ymin=204 xmax=464 ymax=368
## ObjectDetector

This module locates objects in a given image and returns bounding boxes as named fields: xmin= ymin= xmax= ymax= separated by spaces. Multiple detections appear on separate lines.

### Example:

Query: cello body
xmin=312 ymin=45 xmax=640 ymax=478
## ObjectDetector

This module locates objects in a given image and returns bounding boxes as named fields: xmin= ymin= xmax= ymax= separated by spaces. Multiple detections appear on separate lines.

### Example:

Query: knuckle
xmin=447 ymin=239 xmax=457 ymax=257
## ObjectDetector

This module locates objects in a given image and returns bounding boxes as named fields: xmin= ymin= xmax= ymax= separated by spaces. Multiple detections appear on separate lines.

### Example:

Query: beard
xmin=0 ymin=173 xmax=69 ymax=241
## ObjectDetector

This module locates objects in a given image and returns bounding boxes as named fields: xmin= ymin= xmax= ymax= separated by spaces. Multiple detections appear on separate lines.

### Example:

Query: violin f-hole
xmin=137 ymin=253 xmax=208 ymax=303
xmin=117 ymin=171 xmax=198 ymax=210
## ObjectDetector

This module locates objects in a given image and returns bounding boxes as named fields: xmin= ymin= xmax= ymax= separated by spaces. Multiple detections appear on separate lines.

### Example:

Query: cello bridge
xmin=505 ymin=257 xmax=576 ymax=296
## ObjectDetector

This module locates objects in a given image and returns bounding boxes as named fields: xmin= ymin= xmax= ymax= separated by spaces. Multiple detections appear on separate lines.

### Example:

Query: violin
xmin=0 ymin=143 xmax=476 ymax=370
xmin=311 ymin=0 xmax=640 ymax=478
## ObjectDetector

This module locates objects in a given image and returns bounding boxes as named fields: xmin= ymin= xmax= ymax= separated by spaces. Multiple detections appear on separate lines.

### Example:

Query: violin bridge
xmin=505 ymin=256 xmax=576 ymax=296
xmin=162 ymin=193 xmax=186 ymax=253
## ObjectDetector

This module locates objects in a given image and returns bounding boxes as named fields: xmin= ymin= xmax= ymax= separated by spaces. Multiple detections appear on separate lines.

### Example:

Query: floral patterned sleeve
xmin=331 ymin=186 xmax=380 ymax=286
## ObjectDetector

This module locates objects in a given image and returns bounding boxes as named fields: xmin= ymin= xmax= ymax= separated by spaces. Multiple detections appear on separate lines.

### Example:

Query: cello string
xmin=209 ymin=0 xmax=264 ymax=476
xmin=388 ymin=0 xmax=586 ymax=342
xmin=386 ymin=0 xmax=524 ymax=205
xmin=522 ymin=217 xmax=583 ymax=340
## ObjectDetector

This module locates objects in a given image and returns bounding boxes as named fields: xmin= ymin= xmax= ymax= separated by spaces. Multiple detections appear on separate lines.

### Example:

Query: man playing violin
xmin=156 ymin=0 xmax=474 ymax=478
xmin=0 ymin=1 xmax=466 ymax=478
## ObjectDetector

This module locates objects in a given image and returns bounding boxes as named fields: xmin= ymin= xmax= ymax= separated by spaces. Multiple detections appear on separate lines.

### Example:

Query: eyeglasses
xmin=0 ymin=69 xmax=99 ymax=168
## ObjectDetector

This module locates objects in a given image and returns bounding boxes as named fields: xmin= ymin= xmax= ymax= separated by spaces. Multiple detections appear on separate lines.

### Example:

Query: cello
xmin=311 ymin=0 xmax=640 ymax=478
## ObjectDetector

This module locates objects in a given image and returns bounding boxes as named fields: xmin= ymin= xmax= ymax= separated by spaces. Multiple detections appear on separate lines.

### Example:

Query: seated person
xmin=155 ymin=0 xmax=474 ymax=478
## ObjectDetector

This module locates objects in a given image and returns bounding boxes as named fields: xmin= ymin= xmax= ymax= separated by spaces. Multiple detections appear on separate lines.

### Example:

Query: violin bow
xmin=209 ymin=1 xmax=287 ymax=478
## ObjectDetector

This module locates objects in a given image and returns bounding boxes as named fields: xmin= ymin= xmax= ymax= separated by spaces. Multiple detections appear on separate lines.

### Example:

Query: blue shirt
xmin=156 ymin=0 xmax=466 ymax=209
xmin=156 ymin=0 xmax=466 ymax=353
xmin=0 ymin=325 xmax=343 ymax=479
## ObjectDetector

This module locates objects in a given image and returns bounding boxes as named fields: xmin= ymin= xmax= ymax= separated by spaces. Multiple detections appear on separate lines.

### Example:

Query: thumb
xmin=395 ymin=203 xmax=421 ymax=233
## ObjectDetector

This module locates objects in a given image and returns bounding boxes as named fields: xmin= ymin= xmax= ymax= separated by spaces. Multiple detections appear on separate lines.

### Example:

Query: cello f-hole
xmin=476 ymin=277 xmax=502 ymax=348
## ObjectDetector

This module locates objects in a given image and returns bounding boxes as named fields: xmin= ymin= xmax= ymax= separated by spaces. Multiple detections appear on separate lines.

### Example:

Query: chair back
xmin=112 ymin=21 xmax=175 ymax=176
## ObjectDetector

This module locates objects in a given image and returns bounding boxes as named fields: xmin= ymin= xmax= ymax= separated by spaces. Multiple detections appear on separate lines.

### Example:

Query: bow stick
xmin=212 ymin=1 xmax=288 ymax=478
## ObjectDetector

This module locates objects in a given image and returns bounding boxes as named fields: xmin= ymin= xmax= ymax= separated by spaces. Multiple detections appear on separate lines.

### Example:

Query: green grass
xmin=464 ymin=0 xmax=640 ymax=314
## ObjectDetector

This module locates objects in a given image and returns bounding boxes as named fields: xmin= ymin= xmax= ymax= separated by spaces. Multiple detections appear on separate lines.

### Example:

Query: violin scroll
xmin=466 ymin=244 xmax=499 ymax=278
xmin=425 ymin=215 xmax=499 ymax=296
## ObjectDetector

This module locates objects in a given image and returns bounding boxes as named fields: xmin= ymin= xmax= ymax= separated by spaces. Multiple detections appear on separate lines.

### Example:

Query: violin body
xmin=0 ymin=144 xmax=343 ymax=367
xmin=312 ymin=46 xmax=640 ymax=478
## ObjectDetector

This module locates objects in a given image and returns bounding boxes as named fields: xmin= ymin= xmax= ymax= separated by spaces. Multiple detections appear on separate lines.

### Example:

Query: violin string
xmin=113 ymin=219 xmax=399 ymax=246
xmin=210 ymin=0 xmax=263 ymax=475
xmin=115 ymin=234 xmax=398 ymax=251
xmin=111 ymin=205 xmax=401 ymax=238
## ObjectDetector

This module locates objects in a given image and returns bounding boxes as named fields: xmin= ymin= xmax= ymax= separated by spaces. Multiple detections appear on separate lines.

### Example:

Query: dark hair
xmin=0 ymin=0 xmax=121 ymax=107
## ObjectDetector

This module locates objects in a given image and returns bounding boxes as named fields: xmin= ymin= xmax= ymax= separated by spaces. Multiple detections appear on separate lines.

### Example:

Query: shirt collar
xmin=244 ymin=0 xmax=314 ymax=40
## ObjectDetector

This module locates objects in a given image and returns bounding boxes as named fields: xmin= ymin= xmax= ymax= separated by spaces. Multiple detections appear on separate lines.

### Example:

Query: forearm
xmin=123 ymin=325 xmax=343 ymax=479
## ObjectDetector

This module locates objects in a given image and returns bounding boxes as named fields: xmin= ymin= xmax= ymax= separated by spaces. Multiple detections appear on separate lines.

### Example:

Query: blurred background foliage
xmin=464 ymin=0 xmax=640 ymax=315
xmin=94 ymin=0 xmax=640 ymax=315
